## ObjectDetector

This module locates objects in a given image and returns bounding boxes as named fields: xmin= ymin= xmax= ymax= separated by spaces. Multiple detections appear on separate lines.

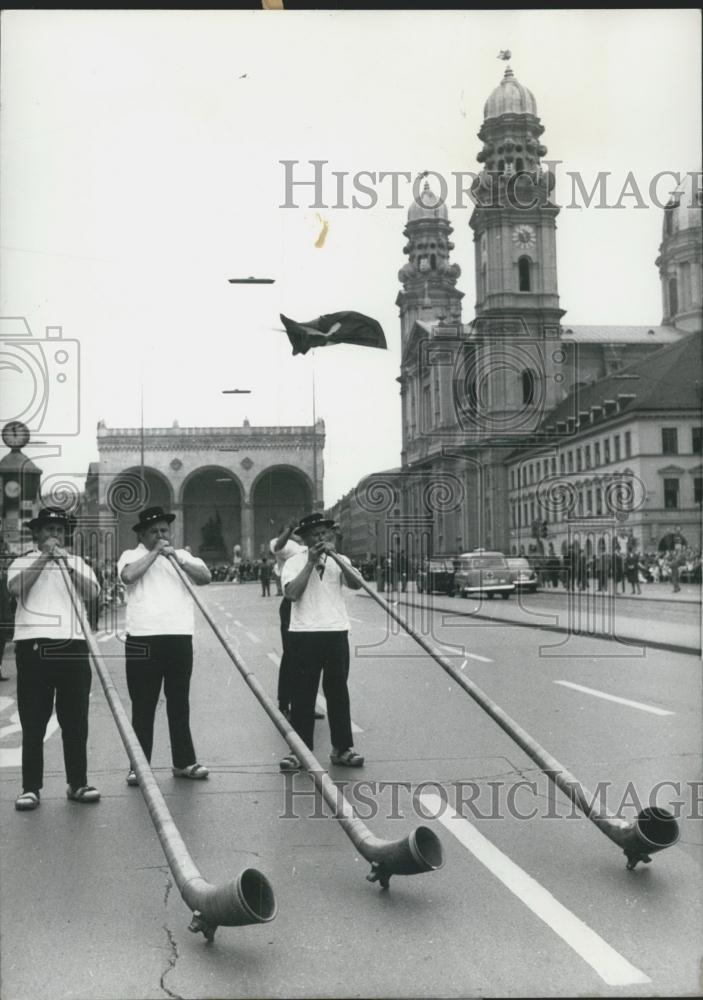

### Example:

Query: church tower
xmin=396 ymin=179 xmax=463 ymax=352
xmin=470 ymin=64 xmax=563 ymax=340
xmin=656 ymin=172 xmax=703 ymax=333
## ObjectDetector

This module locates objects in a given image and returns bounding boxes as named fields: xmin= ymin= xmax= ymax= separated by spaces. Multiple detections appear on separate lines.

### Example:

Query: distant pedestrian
xmin=625 ymin=549 xmax=642 ymax=595
xmin=260 ymin=556 xmax=272 ymax=597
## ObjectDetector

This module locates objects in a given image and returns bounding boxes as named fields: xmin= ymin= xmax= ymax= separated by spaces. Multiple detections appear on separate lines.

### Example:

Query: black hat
xmin=132 ymin=506 xmax=176 ymax=533
xmin=25 ymin=507 xmax=71 ymax=531
xmin=295 ymin=512 xmax=336 ymax=535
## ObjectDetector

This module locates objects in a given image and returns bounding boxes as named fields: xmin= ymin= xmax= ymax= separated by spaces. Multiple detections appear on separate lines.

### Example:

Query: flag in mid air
xmin=280 ymin=311 xmax=387 ymax=356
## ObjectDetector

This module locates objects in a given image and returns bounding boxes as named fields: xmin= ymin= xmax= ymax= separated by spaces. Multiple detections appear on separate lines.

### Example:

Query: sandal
xmin=329 ymin=748 xmax=364 ymax=768
xmin=126 ymin=769 xmax=138 ymax=787
xmin=279 ymin=753 xmax=301 ymax=772
xmin=66 ymin=785 xmax=101 ymax=803
xmin=172 ymin=763 xmax=209 ymax=780
xmin=15 ymin=791 xmax=40 ymax=811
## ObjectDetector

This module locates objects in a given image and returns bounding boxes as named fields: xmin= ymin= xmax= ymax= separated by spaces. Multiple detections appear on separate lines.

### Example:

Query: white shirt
xmin=118 ymin=544 xmax=208 ymax=636
xmin=269 ymin=537 xmax=306 ymax=577
xmin=9 ymin=550 xmax=99 ymax=642
xmin=282 ymin=551 xmax=351 ymax=631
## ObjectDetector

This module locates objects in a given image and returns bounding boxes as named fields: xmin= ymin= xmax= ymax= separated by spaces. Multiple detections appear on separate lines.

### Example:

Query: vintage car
xmin=454 ymin=550 xmax=515 ymax=599
xmin=416 ymin=557 xmax=457 ymax=596
xmin=506 ymin=556 xmax=539 ymax=593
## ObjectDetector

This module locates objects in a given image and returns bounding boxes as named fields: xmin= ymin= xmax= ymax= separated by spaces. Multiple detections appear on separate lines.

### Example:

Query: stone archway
xmin=251 ymin=466 xmax=312 ymax=557
xmin=181 ymin=467 xmax=242 ymax=565
xmin=107 ymin=467 xmax=173 ymax=558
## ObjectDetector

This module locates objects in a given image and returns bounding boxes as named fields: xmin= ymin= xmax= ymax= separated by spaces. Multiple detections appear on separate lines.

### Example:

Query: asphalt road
xmin=1 ymin=581 xmax=701 ymax=1000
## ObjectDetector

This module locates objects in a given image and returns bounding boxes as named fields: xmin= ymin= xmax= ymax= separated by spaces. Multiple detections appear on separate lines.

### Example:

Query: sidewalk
xmin=363 ymin=582 xmax=701 ymax=655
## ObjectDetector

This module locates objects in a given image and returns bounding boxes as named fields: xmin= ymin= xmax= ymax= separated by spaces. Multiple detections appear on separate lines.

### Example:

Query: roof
xmin=561 ymin=325 xmax=685 ymax=344
xmin=484 ymin=66 xmax=537 ymax=120
xmin=508 ymin=332 xmax=702 ymax=459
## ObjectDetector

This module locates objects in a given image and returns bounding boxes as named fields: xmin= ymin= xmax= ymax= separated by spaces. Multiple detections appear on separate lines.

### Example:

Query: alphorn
xmin=327 ymin=552 xmax=679 ymax=871
xmin=167 ymin=555 xmax=443 ymax=888
xmin=56 ymin=556 xmax=277 ymax=942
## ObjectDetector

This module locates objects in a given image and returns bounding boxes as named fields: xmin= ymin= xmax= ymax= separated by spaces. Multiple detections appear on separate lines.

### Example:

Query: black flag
xmin=280 ymin=311 xmax=387 ymax=356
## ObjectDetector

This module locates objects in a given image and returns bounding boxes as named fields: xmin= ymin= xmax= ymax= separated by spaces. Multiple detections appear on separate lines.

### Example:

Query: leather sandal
xmin=15 ymin=791 xmax=40 ymax=811
xmin=126 ymin=769 xmax=138 ymax=786
xmin=279 ymin=753 xmax=301 ymax=772
xmin=66 ymin=785 xmax=101 ymax=803
xmin=172 ymin=763 xmax=209 ymax=780
xmin=330 ymin=748 xmax=364 ymax=767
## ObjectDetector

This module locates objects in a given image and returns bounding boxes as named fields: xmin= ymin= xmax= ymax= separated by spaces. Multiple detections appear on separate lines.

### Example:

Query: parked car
xmin=416 ymin=557 xmax=457 ymax=596
xmin=506 ymin=556 xmax=539 ymax=593
xmin=454 ymin=550 xmax=514 ymax=599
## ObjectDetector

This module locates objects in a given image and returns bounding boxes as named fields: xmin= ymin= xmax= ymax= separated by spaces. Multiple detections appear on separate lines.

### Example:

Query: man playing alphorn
xmin=118 ymin=506 xmax=211 ymax=786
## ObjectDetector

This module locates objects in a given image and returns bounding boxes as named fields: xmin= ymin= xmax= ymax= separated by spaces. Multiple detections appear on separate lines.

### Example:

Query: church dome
xmin=662 ymin=172 xmax=703 ymax=239
xmin=484 ymin=66 xmax=537 ymax=120
xmin=408 ymin=180 xmax=449 ymax=222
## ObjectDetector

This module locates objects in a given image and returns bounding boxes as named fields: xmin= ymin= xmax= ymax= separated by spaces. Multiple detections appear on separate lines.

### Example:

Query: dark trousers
xmin=16 ymin=638 xmax=92 ymax=793
xmin=125 ymin=635 xmax=196 ymax=769
xmin=277 ymin=598 xmax=292 ymax=711
xmin=261 ymin=578 xmax=271 ymax=596
xmin=288 ymin=630 xmax=353 ymax=753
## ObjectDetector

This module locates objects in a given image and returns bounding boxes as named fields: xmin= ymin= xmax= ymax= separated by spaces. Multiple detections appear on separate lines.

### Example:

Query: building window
xmin=604 ymin=439 xmax=610 ymax=464
xmin=518 ymin=257 xmax=531 ymax=292
xmin=522 ymin=369 xmax=536 ymax=405
xmin=577 ymin=492 xmax=584 ymax=516
xmin=680 ymin=262 xmax=691 ymax=308
xmin=596 ymin=488 xmax=603 ymax=515
xmin=662 ymin=428 xmax=678 ymax=455
xmin=551 ymin=457 xmax=556 ymax=475
xmin=433 ymin=369 xmax=441 ymax=423
xmin=614 ymin=435 xmax=621 ymax=461
xmin=567 ymin=451 xmax=573 ymax=472
xmin=693 ymin=427 xmax=702 ymax=455
xmin=695 ymin=477 xmax=703 ymax=507
xmin=510 ymin=469 xmax=515 ymax=490
xmin=480 ymin=263 xmax=487 ymax=299
xmin=511 ymin=503 xmax=516 ymax=528
xmin=668 ymin=276 xmax=678 ymax=316
xmin=576 ymin=448 xmax=582 ymax=471
xmin=664 ymin=478 xmax=680 ymax=509
xmin=594 ymin=441 xmax=601 ymax=465
xmin=560 ymin=453 xmax=565 ymax=473
xmin=587 ymin=489 xmax=593 ymax=514
xmin=423 ymin=385 xmax=431 ymax=430
xmin=584 ymin=445 xmax=591 ymax=469
xmin=664 ymin=206 xmax=675 ymax=236
xmin=624 ymin=431 xmax=631 ymax=458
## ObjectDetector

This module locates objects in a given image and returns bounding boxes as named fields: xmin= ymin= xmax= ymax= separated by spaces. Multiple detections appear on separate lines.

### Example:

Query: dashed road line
xmin=422 ymin=793 xmax=651 ymax=987
xmin=246 ymin=632 xmax=261 ymax=644
xmin=554 ymin=680 xmax=674 ymax=716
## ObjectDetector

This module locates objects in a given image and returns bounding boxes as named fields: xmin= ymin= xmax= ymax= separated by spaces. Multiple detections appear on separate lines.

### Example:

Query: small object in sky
xmin=228 ymin=276 xmax=275 ymax=284
xmin=280 ymin=311 xmax=387 ymax=356
xmin=238 ymin=73 xmax=248 ymax=79
xmin=498 ymin=49 xmax=511 ymax=60
xmin=222 ymin=389 xmax=252 ymax=394
xmin=314 ymin=213 xmax=329 ymax=249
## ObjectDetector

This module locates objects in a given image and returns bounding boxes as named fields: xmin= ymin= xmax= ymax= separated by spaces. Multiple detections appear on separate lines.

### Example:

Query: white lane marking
xmin=554 ymin=680 xmax=674 ymax=717
xmin=315 ymin=692 xmax=363 ymax=734
xmin=437 ymin=641 xmax=492 ymax=663
xmin=0 ymin=696 xmax=15 ymax=713
xmin=266 ymin=651 xmax=363 ymax=732
xmin=422 ymin=794 xmax=651 ymax=987
xmin=246 ymin=632 xmax=261 ymax=644
xmin=1 ymin=712 xmax=61 ymax=768
xmin=349 ymin=616 xmax=364 ymax=623
xmin=234 ymin=620 xmax=243 ymax=627
xmin=460 ymin=659 xmax=467 ymax=671
xmin=224 ymin=612 xmax=233 ymax=618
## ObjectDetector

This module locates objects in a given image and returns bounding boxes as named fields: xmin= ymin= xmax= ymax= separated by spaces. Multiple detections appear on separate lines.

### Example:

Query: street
xmin=1 ymin=581 xmax=701 ymax=1000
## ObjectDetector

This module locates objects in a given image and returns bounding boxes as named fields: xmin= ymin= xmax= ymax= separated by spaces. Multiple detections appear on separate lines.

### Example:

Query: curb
xmin=358 ymin=593 xmax=700 ymax=657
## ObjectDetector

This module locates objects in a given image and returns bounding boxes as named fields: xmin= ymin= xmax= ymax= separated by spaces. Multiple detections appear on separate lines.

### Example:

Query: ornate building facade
xmin=330 ymin=62 xmax=701 ymax=563
xmin=83 ymin=419 xmax=325 ymax=563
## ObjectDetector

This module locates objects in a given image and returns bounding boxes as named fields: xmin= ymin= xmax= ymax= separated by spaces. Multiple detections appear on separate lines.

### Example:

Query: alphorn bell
xmin=327 ymin=552 xmax=679 ymax=871
xmin=56 ymin=556 xmax=277 ymax=941
xmin=167 ymin=555 xmax=444 ymax=888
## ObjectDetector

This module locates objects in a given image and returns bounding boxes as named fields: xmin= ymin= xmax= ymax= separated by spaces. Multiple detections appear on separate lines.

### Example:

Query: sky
xmin=1 ymin=8 xmax=701 ymax=509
